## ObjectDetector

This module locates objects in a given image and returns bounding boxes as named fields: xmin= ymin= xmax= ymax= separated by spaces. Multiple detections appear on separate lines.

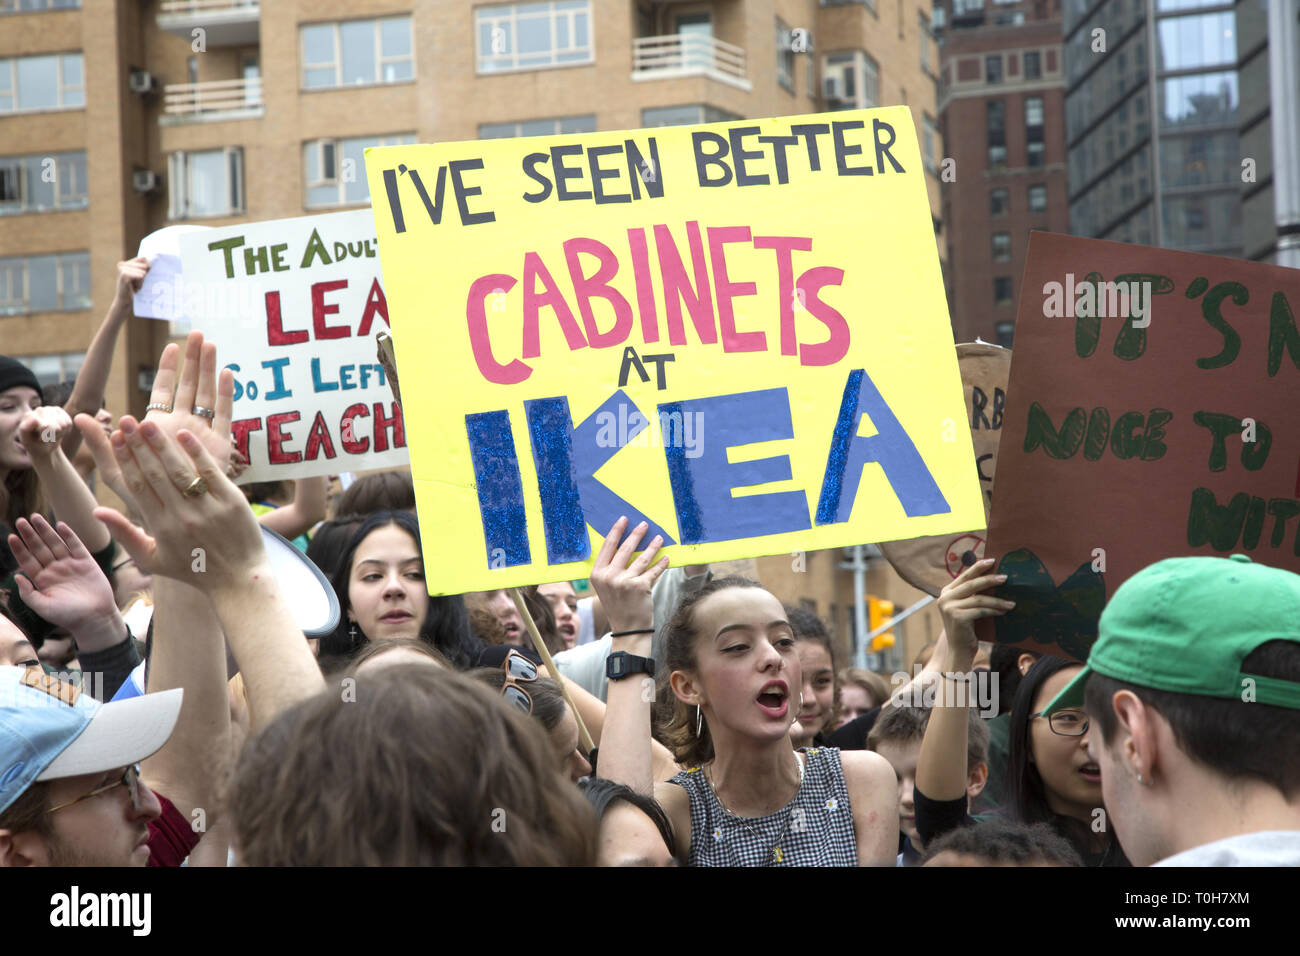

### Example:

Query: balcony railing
xmin=632 ymin=34 xmax=750 ymax=90
xmin=162 ymin=78 xmax=263 ymax=121
xmin=157 ymin=0 xmax=259 ymax=47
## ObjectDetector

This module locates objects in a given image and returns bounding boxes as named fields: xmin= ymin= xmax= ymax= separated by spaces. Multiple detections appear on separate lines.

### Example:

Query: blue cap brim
xmin=1043 ymin=664 xmax=1092 ymax=715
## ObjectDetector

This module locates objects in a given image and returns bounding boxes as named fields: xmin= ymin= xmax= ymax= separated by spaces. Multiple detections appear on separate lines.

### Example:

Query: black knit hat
xmin=0 ymin=356 xmax=41 ymax=399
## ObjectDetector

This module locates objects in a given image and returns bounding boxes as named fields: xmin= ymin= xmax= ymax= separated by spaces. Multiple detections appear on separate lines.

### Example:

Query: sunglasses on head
xmin=497 ymin=650 xmax=598 ymax=777
xmin=499 ymin=649 xmax=538 ymax=714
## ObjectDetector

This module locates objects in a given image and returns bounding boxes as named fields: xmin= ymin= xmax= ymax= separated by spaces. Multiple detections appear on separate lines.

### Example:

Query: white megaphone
xmin=112 ymin=526 xmax=340 ymax=701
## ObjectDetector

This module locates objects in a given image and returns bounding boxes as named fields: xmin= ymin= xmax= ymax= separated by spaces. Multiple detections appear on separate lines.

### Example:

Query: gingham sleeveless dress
xmin=670 ymin=746 xmax=857 ymax=867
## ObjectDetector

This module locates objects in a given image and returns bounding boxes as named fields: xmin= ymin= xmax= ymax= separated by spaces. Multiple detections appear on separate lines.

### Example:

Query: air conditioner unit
xmin=128 ymin=69 xmax=158 ymax=95
xmin=823 ymin=65 xmax=853 ymax=105
xmin=132 ymin=169 xmax=159 ymax=194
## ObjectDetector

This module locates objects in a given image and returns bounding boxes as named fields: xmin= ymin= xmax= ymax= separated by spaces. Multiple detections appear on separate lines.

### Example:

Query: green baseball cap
xmin=1046 ymin=554 xmax=1300 ymax=715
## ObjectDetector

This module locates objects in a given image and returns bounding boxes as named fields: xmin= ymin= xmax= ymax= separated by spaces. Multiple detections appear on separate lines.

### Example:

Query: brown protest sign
xmin=980 ymin=232 xmax=1300 ymax=661
xmin=880 ymin=343 xmax=1011 ymax=595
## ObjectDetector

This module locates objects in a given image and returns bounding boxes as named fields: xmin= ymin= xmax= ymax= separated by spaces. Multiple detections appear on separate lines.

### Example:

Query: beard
xmin=47 ymin=829 xmax=145 ymax=867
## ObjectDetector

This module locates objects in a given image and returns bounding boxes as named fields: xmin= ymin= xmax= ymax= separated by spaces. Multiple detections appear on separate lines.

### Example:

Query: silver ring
xmin=192 ymin=406 xmax=216 ymax=420
xmin=145 ymin=403 xmax=172 ymax=413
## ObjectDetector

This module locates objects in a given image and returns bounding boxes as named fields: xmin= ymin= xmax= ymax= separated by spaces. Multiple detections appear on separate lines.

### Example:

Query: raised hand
xmin=76 ymin=331 xmax=238 ymax=520
xmin=17 ymin=405 xmax=73 ymax=462
xmin=936 ymin=557 xmax=1014 ymax=664
xmin=114 ymin=256 xmax=150 ymax=306
xmin=91 ymin=420 xmax=266 ymax=594
xmin=143 ymin=331 xmax=236 ymax=475
xmin=8 ymin=515 xmax=125 ymax=651
xmin=588 ymin=517 xmax=670 ymax=634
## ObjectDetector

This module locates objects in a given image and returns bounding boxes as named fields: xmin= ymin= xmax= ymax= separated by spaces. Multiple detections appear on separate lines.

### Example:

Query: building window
xmin=0 ymin=252 xmax=90 ymax=315
xmin=862 ymin=54 xmax=879 ymax=107
xmin=923 ymin=116 xmax=938 ymax=173
xmin=304 ymin=133 xmax=416 ymax=209
xmin=479 ymin=115 xmax=596 ymax=138
xmin=0 ymin=151 xmax=87 ymax=215
xmin=995 ymin=320 xmax=1014 ymax=347
xmin=1026 ymin=96 xmax=1045 ymax=167
xmin=168 ymin=148 xmax=243 ymax=219
xmin=919 ymin=14 xmax=931 ymax=72
xmin=1159 ymin=71 xmax=1238 ymax=129
xmin=476 ymin=1 xmax=593 ymax=74
xmin=1 ymin=0 xmax=80 ymax=10
xmin=0 ymin=53 xmax=83 ymax=113
xmin=994 ymin=276 xmax=1013 ymax=306
xmin=985 ymin=54 xmax=1002 ymax=84
xmin=991 ymin=187 xmax=1009 ymax=216
xmin=1156 ymin=12 xmax=1237 ymax=73
xmin=641 ymin=105 xmax=740 ymax=128
xmin=301 ymin=16 xmax=413 ymax=89
xmin=987 ymin=100 xmax=1006 ymax=166
xmin=777 ymin=18 xmax=795 ymax=92
xmin=0 ymin=0 xmax=80 ymax=10
xmin=992 ymin=233 xmax=1011 ymax=261
xmin=5 ymin=352 xmax=85 ymax=389
xmin=1023 ymin=50 xmax=1041 ymax=79
xmin=823 ymin=51 xmax=878 ymax=110
xmin=1028 ymin=183 xmax=1047 ymax=211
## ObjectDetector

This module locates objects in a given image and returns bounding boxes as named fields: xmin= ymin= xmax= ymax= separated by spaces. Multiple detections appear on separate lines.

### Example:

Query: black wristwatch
xmin=606 ymin=651 xmax=656 ymax=681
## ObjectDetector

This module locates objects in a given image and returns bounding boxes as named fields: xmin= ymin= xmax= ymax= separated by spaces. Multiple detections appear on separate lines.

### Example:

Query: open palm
xmin=8 ymin=515 xmax=116 ymax=632
xmin=82 ymin=331 xmax=237 ymax=525
xmin=144 ymin=331 xmax=235 ymax=473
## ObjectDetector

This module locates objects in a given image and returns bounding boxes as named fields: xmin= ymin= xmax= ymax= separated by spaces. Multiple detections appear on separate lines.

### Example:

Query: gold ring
xmin=182 ymin=475 xmax=208 ymax=498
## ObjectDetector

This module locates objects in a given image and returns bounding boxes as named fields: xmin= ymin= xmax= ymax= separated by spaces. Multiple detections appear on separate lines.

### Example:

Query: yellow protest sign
xmin=365 ymin=107 xmax=982 ymax=594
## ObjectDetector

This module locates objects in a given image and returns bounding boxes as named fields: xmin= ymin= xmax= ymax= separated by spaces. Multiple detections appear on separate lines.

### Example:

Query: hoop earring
xmin=696 ymin=705 xmax=703 ymax=736
xmin=349 ymin=622 xmax=358 ymax=643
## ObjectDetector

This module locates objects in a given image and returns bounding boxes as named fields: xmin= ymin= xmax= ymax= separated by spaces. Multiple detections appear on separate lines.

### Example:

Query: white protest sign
xmin=180 ymin=210 xmax=409 ymax=482
xmin=133 ymin=225 xmax=213 ymax=321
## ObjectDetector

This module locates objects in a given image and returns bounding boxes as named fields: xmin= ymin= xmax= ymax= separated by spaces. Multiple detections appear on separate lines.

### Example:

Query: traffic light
xmin=868 ymin=596 xmax=895 ymax=653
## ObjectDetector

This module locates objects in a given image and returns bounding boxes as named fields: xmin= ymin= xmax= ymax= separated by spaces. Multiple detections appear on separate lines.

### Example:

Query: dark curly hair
xmin=923 ymin=819 xmax=1082 ymax=866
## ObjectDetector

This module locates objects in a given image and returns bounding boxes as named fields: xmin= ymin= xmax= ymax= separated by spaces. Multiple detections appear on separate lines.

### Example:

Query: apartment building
xmin=1063 ymin=0 xmax=1243 ymax=257
xmin=1236 ymin=0 xmax=1300 ymax=267
xmin=933 ymin=0 xmax=1070 ymax=346
xmin=1 ymin=0 xmax=948 ymax=661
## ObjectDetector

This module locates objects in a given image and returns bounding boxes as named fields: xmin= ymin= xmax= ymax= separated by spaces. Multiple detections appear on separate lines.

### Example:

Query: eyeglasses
xmin=45 ymin=763 xmax=144 ymax=815
xmin=499 ymin=649 xmax=538 ymax=715
xmin=1030 ymin=709 xmax=1090 ymax=737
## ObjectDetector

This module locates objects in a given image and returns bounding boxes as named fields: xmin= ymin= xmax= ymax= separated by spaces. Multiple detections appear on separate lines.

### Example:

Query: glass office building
xmin=1064 ymin=0 xmax=1242 ymax=255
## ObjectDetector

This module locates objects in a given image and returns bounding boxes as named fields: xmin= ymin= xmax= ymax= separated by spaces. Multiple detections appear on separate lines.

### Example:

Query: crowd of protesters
xmin=1 ymin=257 xmax=1298 ymax=868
